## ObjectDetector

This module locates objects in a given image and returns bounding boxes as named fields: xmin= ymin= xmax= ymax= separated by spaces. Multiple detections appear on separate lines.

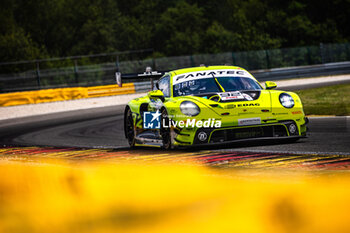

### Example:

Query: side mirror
xmin=152 ymin=82 xmax=159 ymax=91
xmin=148 ymin=90 xmax=165 ymax=102
xmin=265 ymin=81 xmax=277 ymax=90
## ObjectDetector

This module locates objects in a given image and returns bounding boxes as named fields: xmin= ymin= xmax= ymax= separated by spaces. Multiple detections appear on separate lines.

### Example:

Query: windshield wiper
xmin=211 ymin=73 xmax=225 ymax=92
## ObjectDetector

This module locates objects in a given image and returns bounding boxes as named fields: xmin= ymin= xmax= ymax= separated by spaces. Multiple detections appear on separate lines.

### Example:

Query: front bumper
xmin=174 ymin=120 xmax=307 ymax=146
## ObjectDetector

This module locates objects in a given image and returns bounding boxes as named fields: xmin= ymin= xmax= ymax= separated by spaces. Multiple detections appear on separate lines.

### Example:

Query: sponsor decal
xmin=143 ymin=111 xmax=161 ymax=129
xmin=173 ymin=70 xmax=254 ymax=84
xmin=223 ymin=102 xmax=261 ymax=109
xmin=235 ymin=103 xmax=260 ymax=107
xmin=198 ymin=132 xmax=208 ymax=141
xmin=292 ymin=110 xmax=303 ymax=115
xmin=216 ymin=91 xmax=255 ymax=102
xmin=219 ymin=91 xmax=245 ymax=101
xmin=238 ymin=117 xmax=261 ymax=126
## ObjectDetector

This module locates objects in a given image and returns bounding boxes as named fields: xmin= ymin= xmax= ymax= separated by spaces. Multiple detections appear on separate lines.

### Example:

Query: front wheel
xmin=125 ymin=108 xmax=135 ymax=147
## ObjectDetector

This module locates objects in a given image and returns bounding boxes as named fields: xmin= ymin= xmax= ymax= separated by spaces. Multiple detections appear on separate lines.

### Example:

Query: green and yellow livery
xmin=124 ymin=66 xmax=308 ymax=149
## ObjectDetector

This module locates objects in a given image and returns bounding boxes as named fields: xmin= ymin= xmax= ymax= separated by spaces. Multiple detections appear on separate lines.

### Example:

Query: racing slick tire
xmin=160 ymin=108 xmax=172 ymax=149
xmin=125 ymin=107 xmax=135 ymax=147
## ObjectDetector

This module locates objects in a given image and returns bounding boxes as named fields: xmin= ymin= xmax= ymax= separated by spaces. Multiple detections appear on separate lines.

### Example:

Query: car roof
xmin=168 ymin=65 xmax=257 ymax=86
xmin=169 ymin=65 xmax=248 ymax=76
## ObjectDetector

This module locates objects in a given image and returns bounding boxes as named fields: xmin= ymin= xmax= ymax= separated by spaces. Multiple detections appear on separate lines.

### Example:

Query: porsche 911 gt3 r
xmin=124 ymin=66 xmax=308 ymax=149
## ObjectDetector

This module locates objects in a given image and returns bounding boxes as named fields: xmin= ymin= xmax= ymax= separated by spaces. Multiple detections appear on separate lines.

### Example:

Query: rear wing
xmin=116 ymin=67 xmax=165 ymax=90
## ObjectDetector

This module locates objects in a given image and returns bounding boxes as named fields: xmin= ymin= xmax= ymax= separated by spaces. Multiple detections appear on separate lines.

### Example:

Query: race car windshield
xmin=173 ymin=78 xmax=221 ymax=97
xmin=173 ymin=76 xmax=262 ymax=97
xmin=217 ymin=76 xmax=262 ymax=91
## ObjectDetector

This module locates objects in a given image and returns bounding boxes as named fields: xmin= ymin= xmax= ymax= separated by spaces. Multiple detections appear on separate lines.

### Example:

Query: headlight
xmin=180 ymin=101 xmax=200 ymax=116
xmin=279 ymin=93 xmax=294 ymax=108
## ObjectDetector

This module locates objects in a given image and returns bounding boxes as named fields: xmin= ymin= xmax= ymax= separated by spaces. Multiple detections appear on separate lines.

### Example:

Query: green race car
xmin=124 ymin=66 xmax=308 ymax=149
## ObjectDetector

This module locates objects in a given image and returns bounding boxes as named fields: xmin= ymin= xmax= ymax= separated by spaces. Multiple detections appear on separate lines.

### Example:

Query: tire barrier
xmin=0 ymin=83 xmax=135 ymax=107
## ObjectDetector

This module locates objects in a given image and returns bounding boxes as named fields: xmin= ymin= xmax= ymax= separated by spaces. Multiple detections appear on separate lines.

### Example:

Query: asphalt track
xmin=0 ymin=105 xmax=349 ymax=155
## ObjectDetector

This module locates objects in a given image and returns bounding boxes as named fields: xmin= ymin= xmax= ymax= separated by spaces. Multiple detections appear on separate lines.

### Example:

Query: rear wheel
xmin=125 ymin=108 xmax=135 ymax=147
xmin=160 ymin=108 xmax=172 ymax=149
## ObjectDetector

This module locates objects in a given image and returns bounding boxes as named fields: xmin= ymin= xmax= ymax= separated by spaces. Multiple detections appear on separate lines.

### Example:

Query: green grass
xmin=295 ymin=83 xmax=350 ymax=116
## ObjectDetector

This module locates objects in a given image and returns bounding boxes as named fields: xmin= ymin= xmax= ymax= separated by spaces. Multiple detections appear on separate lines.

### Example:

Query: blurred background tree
xmin=0 ymin=0 xmax=349 ymax=62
